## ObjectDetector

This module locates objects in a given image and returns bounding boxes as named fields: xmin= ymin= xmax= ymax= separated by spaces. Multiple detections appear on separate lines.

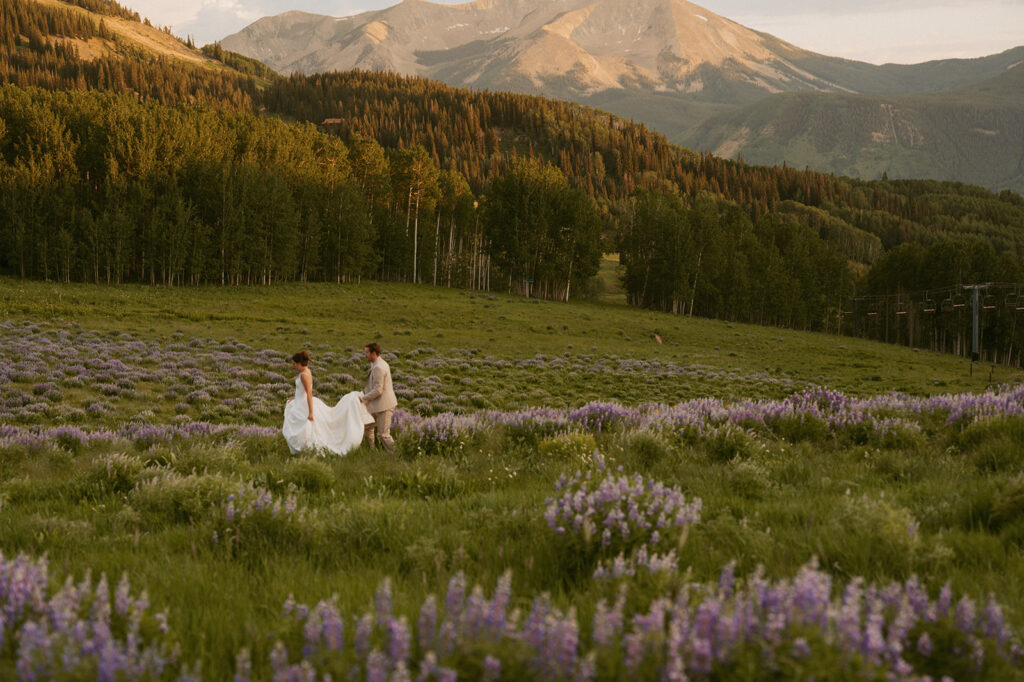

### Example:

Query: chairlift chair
xmin=982 ymin=293 xmax=997 ymax=310
xmin=952 ymin=293 xmax=968 ymax=309
xmin=895 ymin=299 xmax=908 ymax=316
xmin=922 ymin=297 xmax=936 ymax=313
xmin=867 ymin=301 xmax=880 ymax=317
xmin=941 ymin=297 xmax=954 ymax=313
xmin=1006 ymin=293 xmax=1019 ymax=310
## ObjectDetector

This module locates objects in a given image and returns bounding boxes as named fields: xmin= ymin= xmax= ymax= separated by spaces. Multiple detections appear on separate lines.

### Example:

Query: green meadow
xmin=1 ymin=278 xmax=1024 ymax=680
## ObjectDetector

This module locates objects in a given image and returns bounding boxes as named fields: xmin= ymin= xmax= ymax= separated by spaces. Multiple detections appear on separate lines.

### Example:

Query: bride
xmin=282 ymin=350 xmax=375 ymax=455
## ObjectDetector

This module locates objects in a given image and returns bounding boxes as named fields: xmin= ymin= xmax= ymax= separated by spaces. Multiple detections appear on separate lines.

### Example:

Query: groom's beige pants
xmin=364 ymin=410 xmax=395 ymax=452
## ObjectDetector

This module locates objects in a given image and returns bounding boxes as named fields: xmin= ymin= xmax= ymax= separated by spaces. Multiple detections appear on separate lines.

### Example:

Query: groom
xmin=360 ymin=342 xmax=397 ymax=452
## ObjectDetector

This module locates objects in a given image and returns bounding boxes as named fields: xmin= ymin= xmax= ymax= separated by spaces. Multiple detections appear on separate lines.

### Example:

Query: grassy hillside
xmin=3 ymin=280 xmax=1024 ymax=679
xmin=681 ymin=63 xmax=1024 ymax=193
xmin=1 ymin=0 xmax=277 ymax=106
xmin=2 ymin=279 xmax=1018 ymax=401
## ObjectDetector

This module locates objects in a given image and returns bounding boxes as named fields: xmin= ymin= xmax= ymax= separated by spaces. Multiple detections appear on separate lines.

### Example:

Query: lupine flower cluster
xmin=3 ymin=486 xmax=1021 ymax=681
xmin=213 ymin=485 xmax=321 ymax=551
xmin=398 ymin=413 xmax=480 ymax=458
xmin=261 ymin=561 xmax=1021 ymax=681
xmin=4 ymin=320 xmax=1021 ymax=459
xmin=0 ymin=422 xmax=279 ymax=453
xmin=394 ymin=383 xmax=1024 ymax=453
xmin=0 ymin=552 xmax=180 ymax=681
xmin=221 ymin=485 xmax=317 ymax=525
xmin=0 ymin=321 xmax=800 ymax=431
xmin=0 ymin=322 xmax=365 ymax=427
xmin=592 ymin=546 xmax=680 ymax=581
xmin=544 ymin=463 xmax=703 ymax=558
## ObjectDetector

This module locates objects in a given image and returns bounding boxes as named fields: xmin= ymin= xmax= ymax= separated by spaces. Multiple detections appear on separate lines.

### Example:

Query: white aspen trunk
xmin=413 ymin=192 xmax=421 ymax=283
xmin=447 ymin=217 xmax=455 ymax=287
xmin=689 ymin=249 xmax=703 ymax=317
xmin=433 ymin=211 xmax=440 ymax=286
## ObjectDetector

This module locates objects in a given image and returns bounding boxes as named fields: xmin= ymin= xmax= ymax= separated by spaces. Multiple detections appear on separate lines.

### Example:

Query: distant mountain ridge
xmin=221 ymin=0 xmax=1024 ymax=192
xmin=224 ymin=0 xmax=859 ymax=100
xmin=681 ymin=59 xmax=1024 ymax=193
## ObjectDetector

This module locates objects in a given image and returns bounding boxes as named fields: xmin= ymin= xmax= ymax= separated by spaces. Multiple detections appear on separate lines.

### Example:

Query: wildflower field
xmin=2 ymin=279 xmax=1024 ymax=680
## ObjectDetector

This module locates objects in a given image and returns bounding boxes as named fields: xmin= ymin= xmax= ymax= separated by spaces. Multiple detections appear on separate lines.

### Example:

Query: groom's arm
xmin=363 ymin=366 xmax=385 ymax=402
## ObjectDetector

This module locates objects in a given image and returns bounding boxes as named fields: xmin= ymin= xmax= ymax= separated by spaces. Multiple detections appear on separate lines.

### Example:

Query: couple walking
xmin=282 ymin=342 xmax=397 ymax=455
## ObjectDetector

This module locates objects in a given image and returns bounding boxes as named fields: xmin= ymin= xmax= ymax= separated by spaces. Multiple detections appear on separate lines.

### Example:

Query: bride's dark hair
xmin=292 ymin=350 xmax=311 ymax=366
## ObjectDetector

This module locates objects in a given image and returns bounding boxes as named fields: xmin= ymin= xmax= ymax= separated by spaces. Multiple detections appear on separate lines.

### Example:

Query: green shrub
xmin=131 ymin=471 xmax=236 ymax=522
xmin=955 ymin=417 xmax=1024 ymax=452
xmin=213 ymin=485 xmax=325 ymax=559
xmin=704 ymin=423 xmax=760 ymax=462
xmin=364 ymin=463 xmax=465 ymax=500
xmin=871 ymin=449 xmax=931 ymax=483
xmin=169 ymin=443 xmax=246 ymax=477
xmin=821 ymin=495 xmax=945 ymax=576
xmin=500 ymin=421 xmax=565 ymax=449
xmin=844 ymin=420 xmax=925 ymax=450
xmin=768 ymin=415 xmax=828 ymax=443
xmin=82 ymin=453 xmax=144 ymax=497
xmin=537 ymin=431 xmax=596 ymax=465
xmin=615 ymin=429 xmax=672 ymax=468
xmin=990 ymin=475 xmax=1024 ymax=530
xmin=237 ymin=436 xmax=288 ymax=464
xmin=726 ymin=460 xmax=771 ymax=500
xmin=970 ymin=438 xmax=1023 ymax=472
xmin=280 ymin=458 xmax=335 ymax=493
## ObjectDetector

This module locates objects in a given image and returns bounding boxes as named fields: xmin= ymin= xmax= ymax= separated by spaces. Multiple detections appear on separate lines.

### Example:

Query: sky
xmin=132 ymin=0 xmax=1024 ymax=65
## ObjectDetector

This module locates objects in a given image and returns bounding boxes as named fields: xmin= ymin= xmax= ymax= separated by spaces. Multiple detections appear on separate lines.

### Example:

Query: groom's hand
xmin=308 ymin=415 xmax=314 ymax=422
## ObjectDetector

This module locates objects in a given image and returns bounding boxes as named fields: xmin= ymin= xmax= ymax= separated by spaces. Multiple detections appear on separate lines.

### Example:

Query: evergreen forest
xmin=2 ymin=0 xmax=1024 ymax=361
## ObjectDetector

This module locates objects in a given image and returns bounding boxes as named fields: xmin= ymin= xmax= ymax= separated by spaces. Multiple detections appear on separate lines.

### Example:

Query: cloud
xmin=703 ymin=0 xmax=1012 ymax=17
xmin=132 ymin=0 xmax=406 ymax=43
xmin=170 ymin=1 xmax=265 ymax=44
xmin=726 ymin=1 xmax=1024 ymax=63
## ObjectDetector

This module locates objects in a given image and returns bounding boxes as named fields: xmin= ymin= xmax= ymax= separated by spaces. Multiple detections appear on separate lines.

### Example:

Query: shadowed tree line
xmin=0 ymin=87 xmax=599 ymax=300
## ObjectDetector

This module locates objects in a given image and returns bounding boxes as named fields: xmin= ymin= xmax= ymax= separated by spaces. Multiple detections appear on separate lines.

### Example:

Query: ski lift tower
xmin=963 ymin=283 xmax=991 ymax=368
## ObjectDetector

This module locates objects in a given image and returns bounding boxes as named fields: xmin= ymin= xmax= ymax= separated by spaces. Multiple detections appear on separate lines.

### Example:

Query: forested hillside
xmin=681 ymin=63 xmax=1024 ymax=195
xmin=263 ymin=71 xmax=1024 ymax=273
xmin=0 ymin=0 xmax=267 ymax=107
xmin=2 ymin=0 xmax=1024 ymax=360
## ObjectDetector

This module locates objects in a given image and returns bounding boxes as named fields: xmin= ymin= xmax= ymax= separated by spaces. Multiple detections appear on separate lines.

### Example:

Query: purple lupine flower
xmin=482 ymin=655 xmax=501 ymax=682
xmin=366 ymin=650 xmax=389 ymax=682
xmin=375 ymin=579 xmax=393 ymax=625
xmin=354 ymin=614 xmax=374 ymax=658
xmin=445 ymin=573 xmax=466 ymax=622
xmin=956 ymin=596 xmax=978 ymax=632
xmin=917 ymin=633 xmax=933 ymax=657
xmin=418 ymin=596 xmax=438 ymax=652
xmin=388 ymin=616 xmax=411 ymax=666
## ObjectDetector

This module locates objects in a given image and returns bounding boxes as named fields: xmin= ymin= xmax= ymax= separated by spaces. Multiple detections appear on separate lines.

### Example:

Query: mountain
xmin=223 ymin=0 xmax=854 ymax=98
xmin=222 ymin=0 xmax=1021 ymax=131
xmin=681 ymin=61 xmax=1024 ymax=193
xmin=221 ymin=0 xmax=1024 ymax=192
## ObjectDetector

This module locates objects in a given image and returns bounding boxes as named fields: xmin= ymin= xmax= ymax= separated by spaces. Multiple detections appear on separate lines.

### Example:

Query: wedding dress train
xmin=282 ymin=374 xmax=374 ymax=455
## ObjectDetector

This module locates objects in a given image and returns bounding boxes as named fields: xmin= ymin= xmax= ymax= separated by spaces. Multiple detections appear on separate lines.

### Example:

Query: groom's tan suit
xmin=363 ymin=356 xmax=397 ymax=452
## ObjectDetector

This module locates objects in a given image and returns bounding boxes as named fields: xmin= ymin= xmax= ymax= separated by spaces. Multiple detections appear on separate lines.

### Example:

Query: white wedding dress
xmin=282 ymin=374 xmax=375 ymax=455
